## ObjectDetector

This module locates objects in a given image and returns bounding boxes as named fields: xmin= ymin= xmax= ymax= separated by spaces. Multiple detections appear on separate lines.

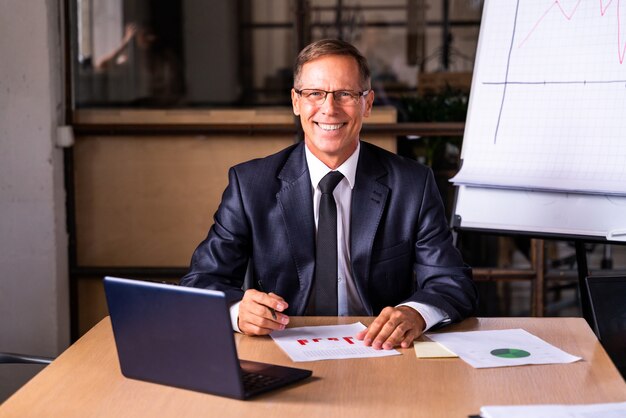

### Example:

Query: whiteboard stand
xmin=452 ymin=219 xmax=605 ymax=325
xmin=450 ymin=0 xmax=626 ymax=325
xmin=575 ymin=241 xmax=592 ymax=324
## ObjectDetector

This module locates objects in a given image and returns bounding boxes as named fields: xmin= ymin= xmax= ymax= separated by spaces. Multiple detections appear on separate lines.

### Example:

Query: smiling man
xmin=292 ymin=51 xmax=372 ymax=170
xmin=181 ymin=39 xmax=477 ymax=349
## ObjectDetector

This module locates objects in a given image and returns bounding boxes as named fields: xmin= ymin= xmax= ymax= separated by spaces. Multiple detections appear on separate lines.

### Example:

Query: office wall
xmin=0 ymin=0 xmax=69 ymax=402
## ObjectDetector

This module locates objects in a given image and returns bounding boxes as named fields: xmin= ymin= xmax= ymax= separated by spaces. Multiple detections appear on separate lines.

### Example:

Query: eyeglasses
xmin=294 ymin=88 xmax=370 ymax=106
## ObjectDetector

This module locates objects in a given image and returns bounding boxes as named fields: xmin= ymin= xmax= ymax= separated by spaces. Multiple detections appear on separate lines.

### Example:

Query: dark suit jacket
xmin=181 ymin=141 xmax=477 ymax=322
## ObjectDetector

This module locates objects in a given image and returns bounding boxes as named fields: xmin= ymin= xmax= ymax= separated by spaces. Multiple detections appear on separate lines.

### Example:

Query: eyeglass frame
xmin=293 ymin=88 xmax=371 ymax=106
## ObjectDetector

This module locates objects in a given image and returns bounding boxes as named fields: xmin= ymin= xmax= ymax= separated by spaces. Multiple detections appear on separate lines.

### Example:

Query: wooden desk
xmin=2 ymin=317 xmax=625 ymax=418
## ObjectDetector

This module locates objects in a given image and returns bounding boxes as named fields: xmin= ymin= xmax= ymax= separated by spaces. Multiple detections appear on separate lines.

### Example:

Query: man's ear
xmin=291 ymin=88 xmax=300 ymax=116
xmin=363 ymin=89 xmax=375 ymax=117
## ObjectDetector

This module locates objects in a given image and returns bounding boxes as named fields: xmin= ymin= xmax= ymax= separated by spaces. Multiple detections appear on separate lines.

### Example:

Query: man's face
xmin=291 ymin=55 xmax=374 ymax=169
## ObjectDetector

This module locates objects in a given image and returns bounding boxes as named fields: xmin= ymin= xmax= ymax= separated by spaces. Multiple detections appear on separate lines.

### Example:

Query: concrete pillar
xmin=0 ymin=0 xmax=69 ymax=401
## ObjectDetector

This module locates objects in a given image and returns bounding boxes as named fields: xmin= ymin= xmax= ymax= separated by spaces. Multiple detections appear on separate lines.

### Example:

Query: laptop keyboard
xmin=242 ymin=371 xmax=283 ymax=392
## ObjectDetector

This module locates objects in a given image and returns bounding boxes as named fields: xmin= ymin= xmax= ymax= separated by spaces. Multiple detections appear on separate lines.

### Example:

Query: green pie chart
xmin=490 ymin=348 xmax=531 ymax=358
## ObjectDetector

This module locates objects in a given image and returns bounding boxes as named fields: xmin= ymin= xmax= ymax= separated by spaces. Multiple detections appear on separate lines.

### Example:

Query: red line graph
xmin=517 ymin=0 xmax=625 ymax=64
xmin=297 ymin=336 xmax=355 ymax=346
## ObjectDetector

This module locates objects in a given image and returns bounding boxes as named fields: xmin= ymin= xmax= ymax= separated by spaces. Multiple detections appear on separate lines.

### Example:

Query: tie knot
xmin=318 ymin=171 xmax=344 ymax=194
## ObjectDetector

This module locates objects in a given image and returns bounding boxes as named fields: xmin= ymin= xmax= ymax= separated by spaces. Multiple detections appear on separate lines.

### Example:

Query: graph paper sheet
xmin=270 ymin=322 xmax=400 ymax=362
xmin=451 ymin=0 xmax=626 ymax=196
xmin=427 ymin=328 xmax=581 ymax=369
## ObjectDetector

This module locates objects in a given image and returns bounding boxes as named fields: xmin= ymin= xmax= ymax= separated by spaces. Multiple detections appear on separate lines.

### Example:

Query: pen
xmin=257 ymin=280 xmax=278 ymax=320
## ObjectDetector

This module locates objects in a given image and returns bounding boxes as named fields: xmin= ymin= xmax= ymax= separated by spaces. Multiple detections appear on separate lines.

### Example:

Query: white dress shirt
xmin=231 ymin=141 xmax=448 ymax=332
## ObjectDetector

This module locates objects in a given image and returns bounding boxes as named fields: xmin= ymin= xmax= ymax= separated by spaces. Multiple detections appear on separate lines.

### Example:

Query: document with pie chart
xmin=426 ymin=328 xmax=581 ymax=368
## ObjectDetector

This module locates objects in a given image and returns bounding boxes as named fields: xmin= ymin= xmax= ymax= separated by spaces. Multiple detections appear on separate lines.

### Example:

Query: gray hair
xmin=293 ymin=39 xmax=371 ymax=90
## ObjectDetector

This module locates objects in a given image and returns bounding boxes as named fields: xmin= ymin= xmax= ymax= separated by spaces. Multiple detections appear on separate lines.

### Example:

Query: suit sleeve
xmin=406 ymin=168 xmax=478 ymax=322
xmin=179 ymin=167 xmax=250 ymax=304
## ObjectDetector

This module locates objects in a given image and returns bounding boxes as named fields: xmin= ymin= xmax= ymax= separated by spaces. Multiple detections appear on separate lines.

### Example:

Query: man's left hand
xmin=356 ymin=306 xmax=426 ymax=350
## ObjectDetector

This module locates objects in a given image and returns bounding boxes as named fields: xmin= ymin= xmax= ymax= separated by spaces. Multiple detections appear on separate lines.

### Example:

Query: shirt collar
xmin=305 ymin=141 xmax=360 ymax=190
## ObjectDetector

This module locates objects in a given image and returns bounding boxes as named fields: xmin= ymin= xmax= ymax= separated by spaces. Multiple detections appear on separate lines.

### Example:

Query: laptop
xmin=585 ymin=275 xmax=626 ymax=378
xmin=103 ymin=276 xmax=312 ymax=399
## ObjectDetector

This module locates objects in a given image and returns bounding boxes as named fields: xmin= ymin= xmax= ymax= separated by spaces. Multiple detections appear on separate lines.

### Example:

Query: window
xmin=70 ymin=0 xmax=482 ymax=114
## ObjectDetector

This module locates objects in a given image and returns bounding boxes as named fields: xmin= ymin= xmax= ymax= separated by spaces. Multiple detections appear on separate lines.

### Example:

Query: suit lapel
xmin=276 ymin=143 xmax=316 ymax=314
xmin=350 ymin=144 xmax=389 ymax=315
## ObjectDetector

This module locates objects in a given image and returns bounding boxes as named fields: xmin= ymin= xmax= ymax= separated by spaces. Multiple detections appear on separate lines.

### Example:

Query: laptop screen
xmin=586 ymin=275 xmax=626 ymax=376
xmin=103 ymin=276 xmax=311 ymax=399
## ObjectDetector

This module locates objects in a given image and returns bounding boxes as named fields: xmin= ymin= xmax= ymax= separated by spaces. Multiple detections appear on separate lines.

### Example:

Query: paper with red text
xmin=270 ymin=322 xmax=400 ymax=362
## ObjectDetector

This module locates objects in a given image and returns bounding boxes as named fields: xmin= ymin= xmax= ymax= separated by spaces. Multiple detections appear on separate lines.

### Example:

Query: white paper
xmin=270 ymin=322 xmax=400 ymax=362
xmin=426 ymin=329 xmax=581 ymax=368
xmin=481 ymin=402 xmax=626 ymax=418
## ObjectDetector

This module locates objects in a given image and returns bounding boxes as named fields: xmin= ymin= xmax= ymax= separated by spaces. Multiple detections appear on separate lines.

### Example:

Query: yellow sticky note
xmin=414 ymin=338 xmax=458 ymax=358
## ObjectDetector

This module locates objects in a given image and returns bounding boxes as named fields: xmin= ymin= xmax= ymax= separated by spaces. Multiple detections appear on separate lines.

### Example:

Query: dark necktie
xmin=315 ymin=171 xmax=344 ymax=315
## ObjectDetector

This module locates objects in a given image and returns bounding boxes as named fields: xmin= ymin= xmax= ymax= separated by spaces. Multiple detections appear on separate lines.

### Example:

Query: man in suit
xmin=181 ymin=39 xmax=477 ymax=350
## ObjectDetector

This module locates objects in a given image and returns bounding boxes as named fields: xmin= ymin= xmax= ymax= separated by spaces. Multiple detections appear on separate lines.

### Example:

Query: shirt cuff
xmin=229 ymin=300 xmax=242 ymax=333
xmin=397 ymin=301 xmax=450 ymax=332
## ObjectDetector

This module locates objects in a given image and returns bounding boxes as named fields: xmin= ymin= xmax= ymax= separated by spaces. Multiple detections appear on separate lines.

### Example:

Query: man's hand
xmin=238 ymin=289 xmax=290 ymax=335
xmin=356 ymin=306 xmax=426 ymax=350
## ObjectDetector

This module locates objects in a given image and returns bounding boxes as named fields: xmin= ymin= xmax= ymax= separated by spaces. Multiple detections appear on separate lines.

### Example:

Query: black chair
xmin=585 ymin=275 xmax=626 ymax=378
xmin=0 ymin=352 xmax=54 ymax=365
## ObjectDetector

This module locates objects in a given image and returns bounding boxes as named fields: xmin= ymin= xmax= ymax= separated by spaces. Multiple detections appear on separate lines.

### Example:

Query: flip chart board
xmin=452 ymin=0 xmax=626 ymax=242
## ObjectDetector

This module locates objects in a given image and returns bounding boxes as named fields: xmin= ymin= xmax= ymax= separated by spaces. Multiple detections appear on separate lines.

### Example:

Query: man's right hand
xmin=237 ymin=289 xmax=290 ymax=335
